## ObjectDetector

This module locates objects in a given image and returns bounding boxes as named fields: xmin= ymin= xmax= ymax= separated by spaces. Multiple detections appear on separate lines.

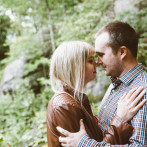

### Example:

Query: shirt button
xmin=111 ymin=89 xmax=114 ymax=93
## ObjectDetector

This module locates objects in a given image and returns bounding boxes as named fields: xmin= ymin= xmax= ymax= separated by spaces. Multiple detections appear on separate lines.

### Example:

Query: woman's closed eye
xmin=88 ymin=58 xmax=95 ymax=64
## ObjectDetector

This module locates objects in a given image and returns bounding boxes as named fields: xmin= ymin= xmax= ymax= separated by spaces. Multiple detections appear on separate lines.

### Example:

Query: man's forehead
xmin=95 ymin=32 xmax=109 ymax=46
xmin=95 ymin=32 xmax=110 ymax=52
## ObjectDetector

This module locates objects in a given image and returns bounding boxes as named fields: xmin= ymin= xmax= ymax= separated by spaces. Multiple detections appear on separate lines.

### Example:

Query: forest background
xmin=0 ymin=0 xmax=147 ymax=146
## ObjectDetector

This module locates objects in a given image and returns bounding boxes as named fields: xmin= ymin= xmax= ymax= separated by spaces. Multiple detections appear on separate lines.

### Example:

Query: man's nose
xmin=97 ymin=58 xmax=102 ymax=65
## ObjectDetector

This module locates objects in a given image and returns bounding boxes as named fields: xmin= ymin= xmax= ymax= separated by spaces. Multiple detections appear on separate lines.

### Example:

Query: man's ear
xmin=119 ymin=46 xmax=127 ymax=60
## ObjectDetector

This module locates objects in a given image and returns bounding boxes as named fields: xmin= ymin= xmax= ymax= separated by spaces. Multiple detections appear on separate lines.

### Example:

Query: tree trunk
xmin=44 ymin=0 xmax=55 ymax=52
xmin=62 ymin=0 xmax=66 ymax=17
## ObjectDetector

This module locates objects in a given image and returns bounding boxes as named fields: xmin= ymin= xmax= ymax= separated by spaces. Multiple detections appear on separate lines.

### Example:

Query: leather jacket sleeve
xmin=103 ymin=115 xmax=134 ymax=144
xmin=47 ymin=101 xmax=84 ymax=147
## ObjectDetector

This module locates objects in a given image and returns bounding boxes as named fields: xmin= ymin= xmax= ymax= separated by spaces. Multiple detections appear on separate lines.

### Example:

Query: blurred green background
xmin=0 ymin=0 xmax=147 ymax=146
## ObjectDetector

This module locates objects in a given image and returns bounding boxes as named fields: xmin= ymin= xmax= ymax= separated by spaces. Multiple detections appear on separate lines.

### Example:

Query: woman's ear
xmin=119 ymin=46 xmax=127 ymax=60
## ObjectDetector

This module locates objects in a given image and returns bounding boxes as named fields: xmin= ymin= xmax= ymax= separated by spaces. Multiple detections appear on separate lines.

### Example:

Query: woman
xmin=47 ymin=41 xmax=145 ymax=147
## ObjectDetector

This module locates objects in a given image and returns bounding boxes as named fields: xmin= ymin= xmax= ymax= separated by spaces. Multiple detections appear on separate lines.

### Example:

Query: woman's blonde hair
xmin=50 ymin=41 xmax=94 ymax=103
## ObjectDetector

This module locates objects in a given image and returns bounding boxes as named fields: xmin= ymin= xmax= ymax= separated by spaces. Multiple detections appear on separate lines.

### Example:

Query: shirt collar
xmin=110 ymin=77 xmax=122 ymax=88
xmin=111 ymin=63 xmax=144 ymax=87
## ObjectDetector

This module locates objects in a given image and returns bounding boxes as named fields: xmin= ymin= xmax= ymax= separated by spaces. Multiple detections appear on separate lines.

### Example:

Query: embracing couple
xmin=47 ymin=21 xmax=147 ymax=147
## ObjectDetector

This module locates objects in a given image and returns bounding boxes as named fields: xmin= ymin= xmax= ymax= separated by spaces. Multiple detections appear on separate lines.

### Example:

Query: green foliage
xmin=0 ymin=78 xmax=53 ymax=146
xmin=0 ymin=14 xmax=10 ymax=59
xmin=55 ymin=0 xmax=112 ymax=45
xmin=0 ymin=14 xmax=11 ymax=80
xmin=114 ymin=5 xmax=147 ymax=69
xmin=0 ymin=0 xmax=147 ymax=146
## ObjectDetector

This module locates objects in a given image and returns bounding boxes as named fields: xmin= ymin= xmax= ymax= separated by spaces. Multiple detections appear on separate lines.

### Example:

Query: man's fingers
xmin=80 ymin=119 xmax=85 ymax=131
xmin=56 ymin=126 xmax=71 ymax=137
xmin=59 ymin=136 xmax=66 ymax=143
xmin=61 ymin=143 xmax=69 ymax=147
xmin=133 ymin=90 xmax=146 ymax=106
xmin=59 ymin=137 xmax=73 ymax=147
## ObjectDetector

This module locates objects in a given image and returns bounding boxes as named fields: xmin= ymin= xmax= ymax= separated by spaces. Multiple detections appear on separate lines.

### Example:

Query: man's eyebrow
xmin=96 ymin=52 xmax=104 ymax=55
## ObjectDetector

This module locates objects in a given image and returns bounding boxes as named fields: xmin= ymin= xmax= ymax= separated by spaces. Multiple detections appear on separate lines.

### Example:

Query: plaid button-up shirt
xmin=78 ymin=63 xmax=147 ymax=147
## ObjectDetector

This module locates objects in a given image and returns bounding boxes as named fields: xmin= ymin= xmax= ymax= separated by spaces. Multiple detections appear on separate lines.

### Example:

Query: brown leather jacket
xmin=47 ymin=86 xmax=133 ymax=147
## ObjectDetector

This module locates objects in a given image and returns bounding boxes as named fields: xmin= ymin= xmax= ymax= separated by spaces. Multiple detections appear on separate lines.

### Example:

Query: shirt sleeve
xmin=78 ymin=116 xmax=134 ymax=147
xmin=78 ymin=93 xmax=147 ymax=147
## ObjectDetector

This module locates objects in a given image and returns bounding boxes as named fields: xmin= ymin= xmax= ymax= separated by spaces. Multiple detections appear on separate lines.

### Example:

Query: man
xmin=57 ymin=21 xmax=147 ymax=146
